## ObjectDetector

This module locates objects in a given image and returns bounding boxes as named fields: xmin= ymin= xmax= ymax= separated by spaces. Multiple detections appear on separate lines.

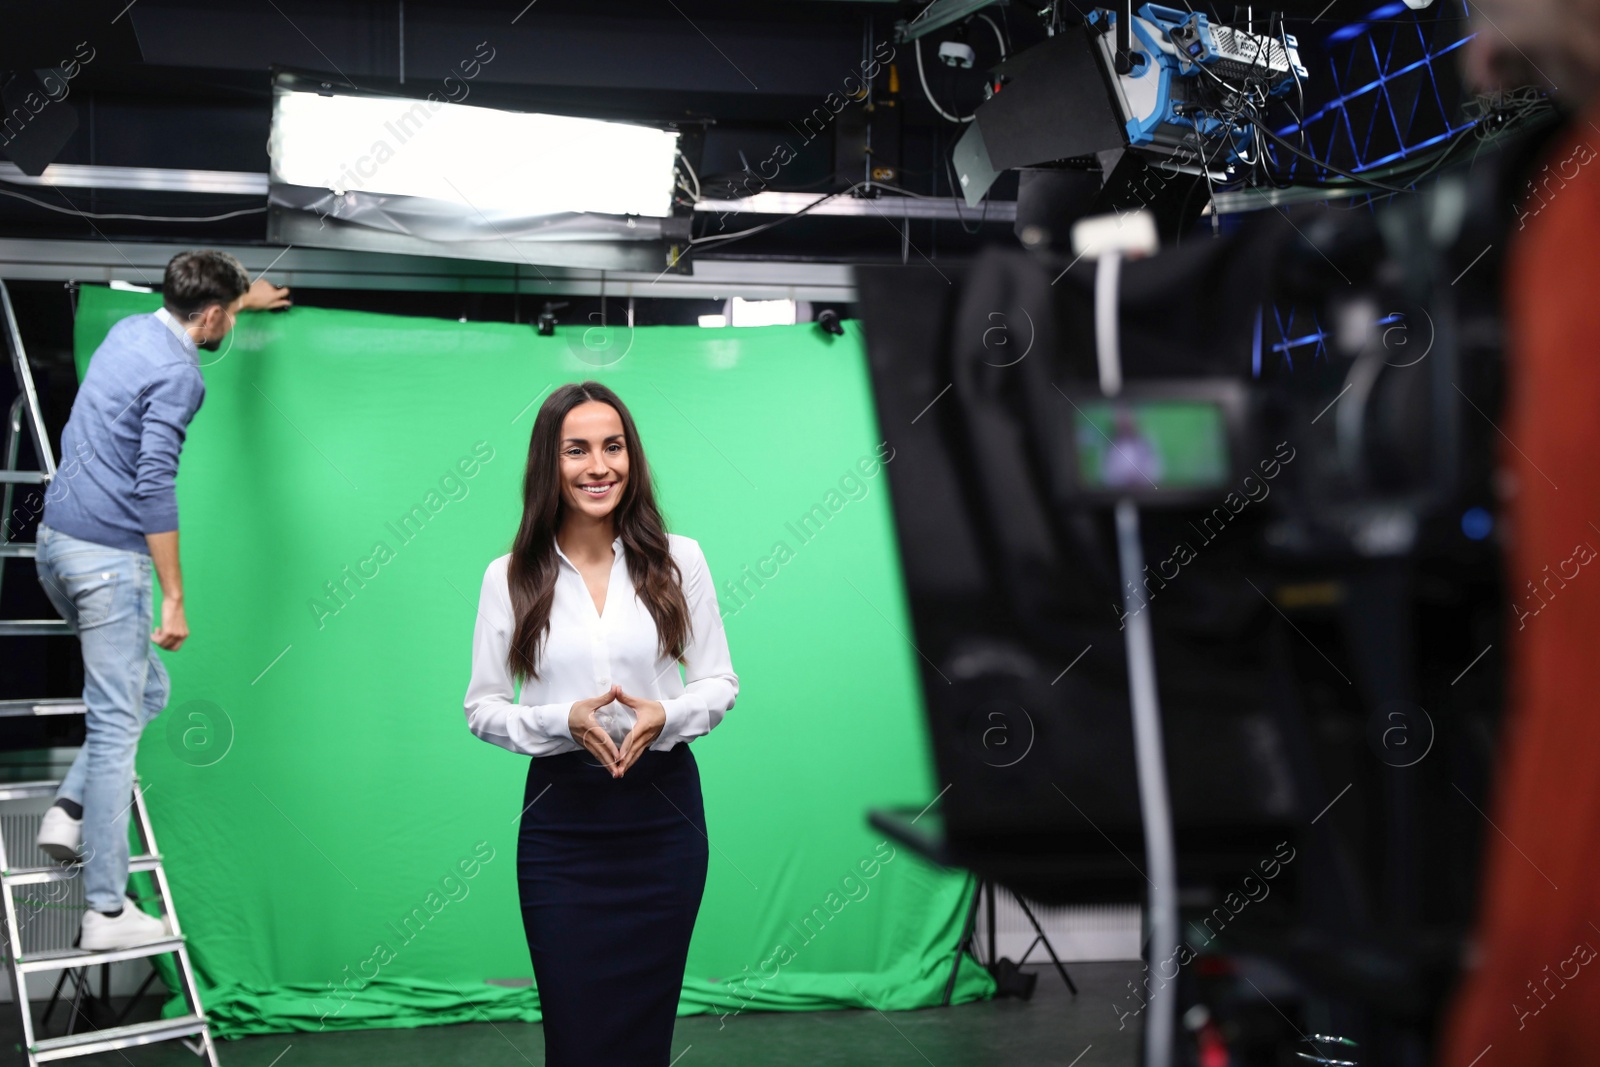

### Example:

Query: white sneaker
xmin=80 ymin=900 xmax=173 ymax=951
xmin=36 ymin=804 xmax=83 ymax=863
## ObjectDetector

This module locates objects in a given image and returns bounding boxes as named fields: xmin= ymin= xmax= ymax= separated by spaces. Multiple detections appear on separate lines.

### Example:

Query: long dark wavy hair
xmin=505 ymin=381 xmax=691 ymax=685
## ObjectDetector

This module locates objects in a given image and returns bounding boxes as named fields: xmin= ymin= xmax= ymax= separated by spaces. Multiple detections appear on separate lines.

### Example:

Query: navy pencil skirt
xmin=517 ymin=743 xmax=709 ymax=1066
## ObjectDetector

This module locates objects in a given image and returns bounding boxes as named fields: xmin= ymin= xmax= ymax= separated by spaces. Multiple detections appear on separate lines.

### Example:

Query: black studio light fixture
xmin=536 ymin=301 xmax=567 ymax=337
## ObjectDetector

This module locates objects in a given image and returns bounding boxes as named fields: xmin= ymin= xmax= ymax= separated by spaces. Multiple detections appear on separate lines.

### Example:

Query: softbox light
xmin=265 ymin=70 xmax=688 ymax=272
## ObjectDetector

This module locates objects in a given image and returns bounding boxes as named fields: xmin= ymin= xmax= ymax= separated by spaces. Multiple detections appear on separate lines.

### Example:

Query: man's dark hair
xmin=163 ymin=250 xmax=250 ymax=321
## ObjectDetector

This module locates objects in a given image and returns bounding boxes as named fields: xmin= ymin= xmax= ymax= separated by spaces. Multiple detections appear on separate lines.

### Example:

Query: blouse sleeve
xmin=656 ymin=541 xmax=739 ymax=747
xmin=463 ymin=560 xmax=578 ymax=756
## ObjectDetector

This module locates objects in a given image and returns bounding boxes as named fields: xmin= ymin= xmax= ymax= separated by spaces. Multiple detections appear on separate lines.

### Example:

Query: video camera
xmin=857 ymin=101 xmax=1558 ymax=1065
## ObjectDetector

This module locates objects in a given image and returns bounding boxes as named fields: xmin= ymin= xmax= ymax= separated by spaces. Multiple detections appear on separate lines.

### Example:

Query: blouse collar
xmin=553 ymin=533 xmax=624 ymax=572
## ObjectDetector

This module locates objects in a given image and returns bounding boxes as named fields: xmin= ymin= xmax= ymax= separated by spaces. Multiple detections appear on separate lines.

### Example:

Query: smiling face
xmin=559 ymin=400 xmax=629 ymax=519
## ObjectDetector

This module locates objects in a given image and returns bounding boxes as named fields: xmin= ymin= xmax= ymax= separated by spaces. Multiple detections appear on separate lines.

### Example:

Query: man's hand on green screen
xmin=240 ymin=278 xmax=292 ymax=311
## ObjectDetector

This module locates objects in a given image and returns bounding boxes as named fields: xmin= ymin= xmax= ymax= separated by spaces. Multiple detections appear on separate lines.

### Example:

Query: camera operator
xmin=1441 ymin=4 xmax=1600 ymax=1062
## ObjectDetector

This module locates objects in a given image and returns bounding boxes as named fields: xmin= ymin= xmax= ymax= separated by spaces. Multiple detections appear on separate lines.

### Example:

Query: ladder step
xmin=0 ymin=541 xmax=37 ymax=557
xmin=0 ymin=698 xmax=86 ymax=719
xmin=0 ymin=471 xmax=47 ymax=485
xmin=16 ymin=935 xmax=185 ymax=974
xmin=0 ymin=780 xmax=65 ymax=802
xmin=3 ymin=854 xmax=162 ymax=887
xmin=0 ymin=619 xmax=73 ymax=636
xmin=31 ymin=1012 xmax=208 ymax=1061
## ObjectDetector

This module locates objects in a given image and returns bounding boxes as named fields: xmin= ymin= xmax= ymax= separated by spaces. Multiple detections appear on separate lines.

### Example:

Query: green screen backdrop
xmin=71 ymin=285 xmax=994 ymax=1037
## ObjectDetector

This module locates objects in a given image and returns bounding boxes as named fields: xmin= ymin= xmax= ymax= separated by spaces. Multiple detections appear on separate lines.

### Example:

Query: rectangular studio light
xmin=269 ymin=90 xmax=680 ymax=218
xmin=729 ymin=298 xmax=796 ymax=326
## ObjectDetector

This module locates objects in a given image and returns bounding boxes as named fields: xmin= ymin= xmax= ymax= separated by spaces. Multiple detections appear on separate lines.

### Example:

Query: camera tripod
xmin=943 ymin=873 xmax=1079 ymax=1005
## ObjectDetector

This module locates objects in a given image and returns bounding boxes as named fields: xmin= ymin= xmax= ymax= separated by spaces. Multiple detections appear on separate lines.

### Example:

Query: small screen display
xmin=1073 ymin=399 xmax=1231 ymax=492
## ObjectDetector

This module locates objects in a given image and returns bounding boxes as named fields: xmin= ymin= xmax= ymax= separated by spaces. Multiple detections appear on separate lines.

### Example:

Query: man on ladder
xmin=29 ymin=250 xmax=289 ymax=950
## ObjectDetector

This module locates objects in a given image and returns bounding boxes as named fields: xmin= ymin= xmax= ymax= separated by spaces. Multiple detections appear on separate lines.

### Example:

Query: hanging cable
xmin=674 ymin=148 xmax=702 ymax=204
xmin=1250 ymin=124 xmax=1422 ymax=194
xmin=914 ymin=37 xmax=975 ymax=123
xmin=687 ymin=180 xmax=968 ymax=250
xmin=0 ymin=184 xmax=269 ymax=222
xmin=941 ymin=151 xmax=990 ymax=235
xmin=688 ymin=182 xmax=865 ymax=248
xmin=976 ymin=12 xmax=1008 ymax=58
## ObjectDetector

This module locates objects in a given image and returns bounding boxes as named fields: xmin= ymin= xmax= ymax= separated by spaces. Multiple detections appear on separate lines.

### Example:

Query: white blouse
xmin=464 ymin=532 xmax=738 ymax=757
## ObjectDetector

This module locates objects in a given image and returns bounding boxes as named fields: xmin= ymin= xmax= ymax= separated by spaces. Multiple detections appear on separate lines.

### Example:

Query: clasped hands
xmin=567 ymin=685 xmax=665 ymax=778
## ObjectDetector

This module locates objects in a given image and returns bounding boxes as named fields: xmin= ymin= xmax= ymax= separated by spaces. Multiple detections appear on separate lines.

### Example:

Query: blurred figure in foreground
xmin=1442 ymin=3 xmax=1600 ymax=1063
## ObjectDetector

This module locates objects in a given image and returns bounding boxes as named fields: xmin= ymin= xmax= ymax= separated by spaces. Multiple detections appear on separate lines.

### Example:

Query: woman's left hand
xmin=613 ymin=690 xmax=665 ymax=777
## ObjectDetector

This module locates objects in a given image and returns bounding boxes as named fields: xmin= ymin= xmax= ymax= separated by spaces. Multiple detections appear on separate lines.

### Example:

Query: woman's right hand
xmin=569 ymin=686 xmax=624 ymax=777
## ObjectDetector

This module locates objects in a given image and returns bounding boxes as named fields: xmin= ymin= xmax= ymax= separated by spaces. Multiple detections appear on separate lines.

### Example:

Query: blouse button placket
xmin=593 ymin=590 xmax=610 ymax=688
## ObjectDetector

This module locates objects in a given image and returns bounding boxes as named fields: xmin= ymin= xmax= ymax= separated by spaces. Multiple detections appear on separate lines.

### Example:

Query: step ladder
xmin=0 ymin=777 xmax=219 ymax=1065
xmin=1 ymin=278 xmax=219 ymax=1062
xmin=2 ymin=278 xmax=85 ymax=719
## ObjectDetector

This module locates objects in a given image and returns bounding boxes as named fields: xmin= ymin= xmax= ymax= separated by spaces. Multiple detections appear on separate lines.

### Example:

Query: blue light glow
xmin=1325 ymin=2 xmax=1411 ymax=47
xmin=1266 ymin=1 xmax=1475 ymax=183
xmin=1462 ymin=507 xmax=1493 ymax=541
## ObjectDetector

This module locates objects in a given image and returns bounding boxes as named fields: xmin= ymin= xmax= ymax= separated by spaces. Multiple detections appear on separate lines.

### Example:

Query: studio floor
xmin=2 ymin=961 xmax=1141 ymax=1067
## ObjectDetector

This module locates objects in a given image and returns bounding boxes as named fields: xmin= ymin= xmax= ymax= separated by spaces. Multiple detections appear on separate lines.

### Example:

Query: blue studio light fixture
xmin=1325 ymin=1 xmax=1410 ymax=45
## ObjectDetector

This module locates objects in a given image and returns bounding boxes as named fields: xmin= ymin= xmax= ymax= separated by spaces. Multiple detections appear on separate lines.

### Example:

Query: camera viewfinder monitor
xmin=1065 ymin=383 xmax=1247 ymax=506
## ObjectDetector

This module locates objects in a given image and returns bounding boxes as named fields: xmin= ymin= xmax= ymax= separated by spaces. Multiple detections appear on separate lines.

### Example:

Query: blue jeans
xmin=34 ymin=523 xmax=169 ymax=912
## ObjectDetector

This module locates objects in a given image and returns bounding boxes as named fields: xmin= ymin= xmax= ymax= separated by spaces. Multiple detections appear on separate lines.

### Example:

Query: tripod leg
xmin=942 ymin=873 xmax=983 ymax=1007
xmin=42 ymin=967 xmax=71 ymax=1030
xmin=985 ymin=877 xmax=995 ymax=969
xmin=1013 ymin=893 xmax=1078 ymax=995
xmin=112 ymin=967 xmax=161 ymax=1027
xmin=67 ymin=969 xmax=87 ymax=1034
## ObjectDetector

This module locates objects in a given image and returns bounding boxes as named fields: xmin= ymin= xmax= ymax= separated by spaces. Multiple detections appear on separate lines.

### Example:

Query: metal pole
xmin=1095 ymin=251 xmax=1180 ymax=1067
